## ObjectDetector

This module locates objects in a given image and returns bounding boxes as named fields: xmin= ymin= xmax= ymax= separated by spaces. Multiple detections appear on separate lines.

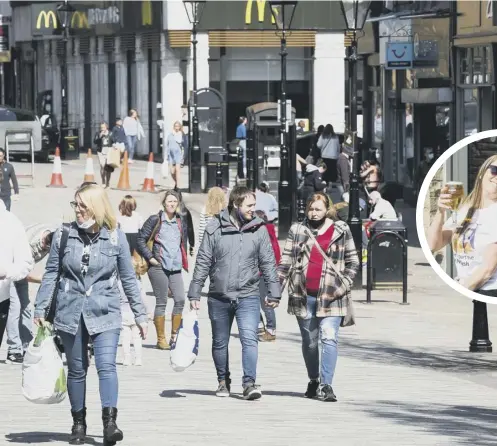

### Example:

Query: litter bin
xmin=60 ymin=128 xmax=80 ymax=160
xmin=366 ymin=219 xmax=408 ymax=304
xmin=205 ymin=151 xmax=229 ymax=191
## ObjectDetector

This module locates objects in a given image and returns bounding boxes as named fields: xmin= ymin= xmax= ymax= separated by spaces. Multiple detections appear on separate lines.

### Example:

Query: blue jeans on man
xmin=259 ymin=281 xmax=276 ymax=332
xmin=7 ymin=279 xmax=33 ymax=354
xmin=208 ymin=295 xmax=260 ymax=388
xmin=126 ymin=135 xmax=137 ymax=161
xmin=297 ymin=295 xmax=341 ymax=385
xmin=59 ymin=317 xmax=120 ymax=411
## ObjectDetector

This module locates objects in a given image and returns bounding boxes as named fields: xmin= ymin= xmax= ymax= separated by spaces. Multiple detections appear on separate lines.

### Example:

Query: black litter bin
xmin=366 ymin=219 xmax=408 ymax=304
xmin=205 ymin=151 xmax=229 ymax=190
xmin=61 ymin=128 xmax=80 ymax=160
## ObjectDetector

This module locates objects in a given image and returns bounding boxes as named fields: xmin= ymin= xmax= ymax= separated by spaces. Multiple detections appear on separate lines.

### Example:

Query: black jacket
xmin=337 ymin=153 xmax=350 ymax=192
xmin=93 ymin=131 xmax=113 ymax=153
xmin=301 ymin=167 xmax=327 ymax=201
xmin=137 ymin=211 xmax=190 ymax=264
xmin=0 ymin=162 xmax=19 ymax=199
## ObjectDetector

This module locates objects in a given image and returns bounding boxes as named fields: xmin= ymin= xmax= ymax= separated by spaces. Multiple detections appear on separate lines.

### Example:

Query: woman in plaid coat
xmin=277 ymin=192 xmax=359 ymax=402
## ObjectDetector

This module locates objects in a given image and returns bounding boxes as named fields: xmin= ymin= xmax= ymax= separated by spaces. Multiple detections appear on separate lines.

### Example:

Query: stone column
xmin=186 ymin=32 xmax=209 ymax=95
xmin=97 ymin=37 xmax=109 ymax=125
xmin=161 ymin=32 xmax=183 ymax=143
xmin=134 ymin=34 xmax=149 ymax=156
xmin=66 ymin=38 xmax=75 ymax=128
xmin=72 ymin=38 xmax=85 ymax=147
xmin=150 ymin=46 xmax=160 ymax=155
xmin=89 ymin=37 xmax=98 ymax=136
xmin=51 ymin=41 xmax=61 ymax=127
xmin=313 ymin=32 xmax=345 ymax=133
xmin=114 ymin=36 xmax=128 ymax=119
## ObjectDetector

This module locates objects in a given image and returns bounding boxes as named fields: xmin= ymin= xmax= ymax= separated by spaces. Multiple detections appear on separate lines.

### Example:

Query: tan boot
xmin=153 ymin=316 xmax=170 ymax=350
xmin=170 ymin=314 xmax=183 ymax=346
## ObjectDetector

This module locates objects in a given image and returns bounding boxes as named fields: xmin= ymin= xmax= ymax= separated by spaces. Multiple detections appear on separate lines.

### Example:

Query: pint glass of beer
xmin=445 ymin=181 xmax=464 ymax=223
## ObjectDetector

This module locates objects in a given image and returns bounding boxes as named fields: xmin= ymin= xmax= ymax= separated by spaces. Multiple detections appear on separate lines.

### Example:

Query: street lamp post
xmin=269 ymin=0 xmax=297 ymax=240
xmin=184 ymin=0 xmax=206 ymax=194
xmin=340 ymin=0 xmax=371 ymax=290
xmin=56 ymin=0 xmax=74 ymax=131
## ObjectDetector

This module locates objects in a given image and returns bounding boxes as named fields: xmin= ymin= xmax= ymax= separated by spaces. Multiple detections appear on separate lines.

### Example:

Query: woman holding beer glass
xmin=427 ymin=155 xmax=497 ymax=297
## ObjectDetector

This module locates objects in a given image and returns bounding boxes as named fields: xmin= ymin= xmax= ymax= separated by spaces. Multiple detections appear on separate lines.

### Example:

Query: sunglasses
xmin=70 ymin=201 xmax=87 ymax=211
xmin=488 ymin=165 xmax=497 ymax=176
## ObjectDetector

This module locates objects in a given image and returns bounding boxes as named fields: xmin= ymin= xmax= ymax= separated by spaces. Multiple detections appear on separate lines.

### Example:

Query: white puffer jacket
xmin=0 ymin=200 xmax=33 ymax=302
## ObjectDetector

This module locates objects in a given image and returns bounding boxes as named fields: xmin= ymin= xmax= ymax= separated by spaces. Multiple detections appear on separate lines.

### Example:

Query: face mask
xmin=77 ymin=218 xmax=96 ymax=230
xmin=308 ymin=217 xmax=326 ymax=229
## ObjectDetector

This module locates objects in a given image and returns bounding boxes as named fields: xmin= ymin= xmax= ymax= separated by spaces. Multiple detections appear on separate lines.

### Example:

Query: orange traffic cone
xmin=47 ymin=147 xmax=66 ymax=188
xmin=141 ymin=153 xmax=157 ymax=193
xmin=83 ymin=149 xmax=95 ymax=183
xmin=115 ymin=151 xmax=131 ymax=190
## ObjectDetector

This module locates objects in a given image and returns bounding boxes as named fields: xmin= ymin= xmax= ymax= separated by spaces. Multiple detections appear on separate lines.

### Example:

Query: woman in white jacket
xmin=0 ymin=199 xmax=33 ymax=348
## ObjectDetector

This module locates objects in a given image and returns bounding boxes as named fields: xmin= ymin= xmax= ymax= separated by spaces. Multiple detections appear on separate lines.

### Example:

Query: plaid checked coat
xmin=277 ymin=219 xmax=359 ymax=318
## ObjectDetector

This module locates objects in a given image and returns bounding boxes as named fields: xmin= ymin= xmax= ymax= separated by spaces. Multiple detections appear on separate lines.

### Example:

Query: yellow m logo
xmin=71 ymin=11 xmax=89 ymax=29
xmin=142 ymin=0 xmax=152 ymax=26
xmin=36 ymin=10 xmax=57 ymax=29
xmin=245 ymin=0 xmax=277 ymax=25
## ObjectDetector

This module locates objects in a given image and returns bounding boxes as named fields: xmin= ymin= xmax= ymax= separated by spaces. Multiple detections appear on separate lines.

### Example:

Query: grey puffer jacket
xmin=188 ymin=208 xmax=280 ymax=301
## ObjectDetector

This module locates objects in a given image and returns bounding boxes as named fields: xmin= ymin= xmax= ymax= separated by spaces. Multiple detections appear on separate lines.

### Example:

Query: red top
xmin=306 ymin=224 xmax=335 ymax=295
xmin=266 ymin=223 xmax=281 ymax=264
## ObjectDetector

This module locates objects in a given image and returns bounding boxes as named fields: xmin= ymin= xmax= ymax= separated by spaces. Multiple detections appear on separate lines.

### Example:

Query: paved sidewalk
xmin=1 ymin=159 xmax=497 ymax=445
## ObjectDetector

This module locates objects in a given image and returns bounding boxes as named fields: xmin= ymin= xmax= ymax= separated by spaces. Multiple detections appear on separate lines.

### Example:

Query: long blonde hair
xmin=76 ymin=184 xmax=117 ymax=230
xmin=456 ymin=154 xmax=497 ymax=236
xmin=205 ymin=187 xmax=226 ymax=217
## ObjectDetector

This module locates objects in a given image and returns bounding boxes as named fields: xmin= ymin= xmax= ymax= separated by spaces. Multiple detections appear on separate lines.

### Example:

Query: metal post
xmin=61 ymin=30 xmax=68 ymax=129
xmin=189 ymin=21 xmax=201 ymax=193
xmin=216 ymin=161 xmax=222 ymax=187
xmin=346 ymin=37 xmax=363 ymax=290
xmin=278 ymin=29 xmax=291 ymax=240
xmin=469 ymin=300 xmax=493 ymax=352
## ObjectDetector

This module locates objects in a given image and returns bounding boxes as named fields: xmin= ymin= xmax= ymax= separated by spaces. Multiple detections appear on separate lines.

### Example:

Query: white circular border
xmin=416 ymin=129 xmax=497 ymax=305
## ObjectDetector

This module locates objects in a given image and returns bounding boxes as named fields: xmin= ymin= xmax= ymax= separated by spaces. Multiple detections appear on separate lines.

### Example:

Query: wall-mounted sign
xmin=0 ymin=16 xmax=10 ymax=63
xmin=413 ymin=34 xmax=439 ymax=68
xmin=386 ymin=42 xmax=413 ymax=69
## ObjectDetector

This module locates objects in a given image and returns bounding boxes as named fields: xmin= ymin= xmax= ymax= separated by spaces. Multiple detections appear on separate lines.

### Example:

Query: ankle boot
xmin=69 ymin=408 xmax=86 ymax=445
xmin=153 ymin=315 xmax=169 ymax=350
xmin=102 ymin=407 xmax=123 ymax=445
xmin=170 ymin=314 xmax=183 ymax=346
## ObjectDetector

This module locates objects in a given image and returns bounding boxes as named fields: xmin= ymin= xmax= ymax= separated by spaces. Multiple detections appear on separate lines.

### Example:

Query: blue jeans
xmin=1 ymin=197 xmax=11 ymax=211
xmin=59 ymin=317 xmax=120 ymax=411
xmin=7 ymin=279 xmax=32 ymax=354
xmin=208 ymin=295 xmax=260 ymax=388
xmin=126 ymin=135 xmax=137 ymax=160
xmin=259 ymin=280 xmax=276 ymax=331
xmin=239 ymin=139 xmax=247 ymax=171
xmin=297 ymin=296 xmax=341 ymax=386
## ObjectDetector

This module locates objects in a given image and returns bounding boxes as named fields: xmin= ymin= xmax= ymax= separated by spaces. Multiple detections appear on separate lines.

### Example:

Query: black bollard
xmin=237 ymin=145 xmax=244 ymax=180
xmin=469 ymin=300 xmax=493 ymax=352
xmin=216 ymin=161 xmax=223 ymax=187
xmin=297 ymin=197 xmax=306 ymax=222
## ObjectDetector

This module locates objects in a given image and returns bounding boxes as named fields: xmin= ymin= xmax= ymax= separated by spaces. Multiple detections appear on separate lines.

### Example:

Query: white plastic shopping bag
xmin=22 ymin=325 xmax=67 ymax=404
xmin=161 ymin=159 xmax=169 ymax=179
xmin=170 ymin=311 xmax=199 ymax=372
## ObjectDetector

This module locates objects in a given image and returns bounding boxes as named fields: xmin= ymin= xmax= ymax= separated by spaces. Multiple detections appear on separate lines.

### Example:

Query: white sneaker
xmin=134 ymin=358 xmax=143 ymax=366
xmin=128 ymin=159 xmax=134 ymax=164
xmin=123 ymin=355 xmax=131 ymax=366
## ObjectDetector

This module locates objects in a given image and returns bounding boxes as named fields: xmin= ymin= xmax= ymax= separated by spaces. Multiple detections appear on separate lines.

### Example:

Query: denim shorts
xmin=169 ymin=149 xmax=182 ymax=166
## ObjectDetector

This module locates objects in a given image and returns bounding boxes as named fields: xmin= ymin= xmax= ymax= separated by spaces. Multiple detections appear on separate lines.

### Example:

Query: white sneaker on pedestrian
xmin=122 ymin=355 xmax=131 ymax=366
xmin=134 ymin=358 xmax=143 ymax=366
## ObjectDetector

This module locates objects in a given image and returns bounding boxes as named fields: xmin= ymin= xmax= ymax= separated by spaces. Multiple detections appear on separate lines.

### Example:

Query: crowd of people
xmin=0 ymin=177 xmax=361 ymax=445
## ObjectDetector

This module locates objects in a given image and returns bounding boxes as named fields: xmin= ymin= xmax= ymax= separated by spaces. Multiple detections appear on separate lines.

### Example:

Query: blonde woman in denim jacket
xmin=33 ymin=184 xmax=148 ymax=446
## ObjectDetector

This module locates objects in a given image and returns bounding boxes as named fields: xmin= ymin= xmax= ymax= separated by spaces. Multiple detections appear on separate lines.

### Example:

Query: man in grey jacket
xmin=188 ymin=186 xmax=280 ymax=400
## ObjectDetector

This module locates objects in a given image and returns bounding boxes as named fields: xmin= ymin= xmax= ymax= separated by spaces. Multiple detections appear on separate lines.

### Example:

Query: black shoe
xmin=6 ymin=352 xmax=23 ymax=364
xmin=305 ymin=380 xmax=319 ymax=399
xmin=215 ymin=380 xmax=231 ymax=398
xmin=69 ymin=408 xmax=87 ymax=445
xmin=318 ymin=384 xmax=337 ymax=402
xmin=102 ymin=407 xmax=123 ymax=445
xmin=243 ymin=383 xmax=262 ymax=401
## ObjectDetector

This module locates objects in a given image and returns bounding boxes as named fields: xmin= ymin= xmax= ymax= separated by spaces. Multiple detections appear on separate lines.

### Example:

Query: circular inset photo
xmin=416 ymin=130 xmax=497 ymax=304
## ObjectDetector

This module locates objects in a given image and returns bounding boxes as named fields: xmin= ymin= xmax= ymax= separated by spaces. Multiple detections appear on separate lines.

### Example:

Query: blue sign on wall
xmin=386 ymin=42 xmax=413 ymax=70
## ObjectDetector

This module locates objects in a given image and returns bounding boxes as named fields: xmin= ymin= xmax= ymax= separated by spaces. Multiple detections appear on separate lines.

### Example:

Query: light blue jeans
xmin=239 ymin=139 xmax=247 ymax=171
xmin=59 ymin=317 xmax=120 ymax=411
xmin=296 ymin=295 xmax=341 ymax=386
xmin=7 ymin=279 xmax=33 ymax=354
xmin=126 ymin=135 xmax=137 ymax=160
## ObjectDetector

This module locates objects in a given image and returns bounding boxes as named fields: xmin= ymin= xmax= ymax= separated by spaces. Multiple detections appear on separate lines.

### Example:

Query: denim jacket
xmin=34 ymin=223 xmax=148 ymax=336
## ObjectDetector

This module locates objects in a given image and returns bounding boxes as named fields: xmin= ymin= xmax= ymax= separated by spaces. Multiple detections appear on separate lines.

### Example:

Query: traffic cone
xmin=83 ymin=149 xmax=95 ymax=183
xmin=141 ymin=153 xmax=157 ymax=193
xmin=47 ymin=147 xmax=66 ymax=188
xmin=115 ymin=151 xmax=131 ymax=190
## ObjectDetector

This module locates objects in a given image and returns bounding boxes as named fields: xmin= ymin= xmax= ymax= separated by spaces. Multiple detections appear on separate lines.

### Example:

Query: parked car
xmin=0 ymin=106 xmax=56 ymax=163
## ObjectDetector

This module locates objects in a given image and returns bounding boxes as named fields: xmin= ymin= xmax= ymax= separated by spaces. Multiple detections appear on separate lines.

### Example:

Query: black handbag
xmin=45 ymin=223 xmax=70 ymax=352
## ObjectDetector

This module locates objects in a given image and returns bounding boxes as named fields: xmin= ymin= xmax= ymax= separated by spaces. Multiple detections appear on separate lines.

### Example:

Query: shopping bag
xmin=170 ymin=311 xmax=199 ymax=372
xmin=22 ymin=325 xmax=67 ymax=404
xmin=161 ymin=159 xmax=169 ymax=179
xmin=106 ymin=147 xmax=121 ymax=168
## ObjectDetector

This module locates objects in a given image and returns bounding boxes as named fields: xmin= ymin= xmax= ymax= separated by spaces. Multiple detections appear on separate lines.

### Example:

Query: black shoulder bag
xmin=45 ymin=223 xmax=70 ymax=352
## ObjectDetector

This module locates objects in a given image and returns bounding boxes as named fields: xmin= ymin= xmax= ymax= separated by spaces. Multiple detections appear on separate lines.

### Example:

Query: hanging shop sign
xmin=0 ymin=15 xmax=11 ymax=63
xmin=386 ymin=42 xmax=413 ymax=69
